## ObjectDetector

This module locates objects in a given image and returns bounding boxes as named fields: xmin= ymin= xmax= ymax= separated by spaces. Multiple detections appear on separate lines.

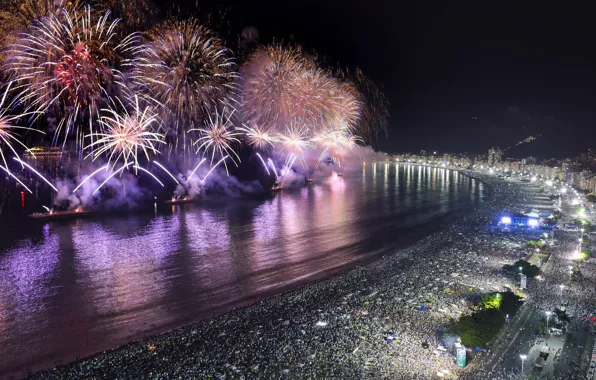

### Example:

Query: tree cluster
xmin=450 ymin=292 xmax=523 ymax=347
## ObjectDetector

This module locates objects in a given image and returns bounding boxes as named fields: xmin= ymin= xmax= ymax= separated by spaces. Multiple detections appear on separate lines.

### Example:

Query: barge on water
xmin=164 ymin=197 xmax=198 ymax=205
xmin=29 ymin=209 xmax=93 ymax=221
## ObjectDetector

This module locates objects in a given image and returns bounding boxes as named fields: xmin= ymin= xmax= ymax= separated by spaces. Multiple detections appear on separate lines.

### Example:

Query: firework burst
xmin=328 ymin=81 xmax=362 ymax=132
xmin=313 ymin=130 xmax=362 ymax=155
xmin=0 ymin=82 xmax=44 ymax=168
xmin=3 ymin=5 xmax=141 ymax=149
xmin=133 ymin=18 xmax=238 ymax=144
xmin=85 ymin=96 xmax=165 ymax=171
xmin=339 ymin=67 xmax=389 ymax=147
xmin=241 ymin=45 xmax=314 ymax=129
xmin=277 ymin=121 xmax=314 ymax=165
xmin=291 ymin=68 xmax=338 ymax=127
xmin=0 ymin=0 xmax=83 ymax=62
xmin=191 ymin=107 xmax=241 ymax=174
xmin=241 ymin=44 xmax=362 ymax=138
xmin=235 ymin=123 xmax=277 ymax=150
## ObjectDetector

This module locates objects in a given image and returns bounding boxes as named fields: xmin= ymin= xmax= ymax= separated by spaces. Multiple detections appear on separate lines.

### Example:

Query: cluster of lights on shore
xmin=499 ymin=165 xmax=587 ymax=375
xmin=371 ymin=154 xmax=590 ymax=374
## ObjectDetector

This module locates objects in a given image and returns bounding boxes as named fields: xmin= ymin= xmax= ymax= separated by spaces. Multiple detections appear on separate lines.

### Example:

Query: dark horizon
xmin=160 ymin=0 xmax=596 ymax=158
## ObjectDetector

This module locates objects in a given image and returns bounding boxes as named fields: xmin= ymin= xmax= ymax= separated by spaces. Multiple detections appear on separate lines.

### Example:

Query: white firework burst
xmin=191 ymin=107 xmax=241 ymax=174
xmin=85 ymin=96 xmax=165 ymax=171
xmin=235 ymin=123 xmax=278 ymax=151
xmin=278 ymin=121 xmax=314 ymax=160
xmin=0 ymin=82 xmax=44 ymax=168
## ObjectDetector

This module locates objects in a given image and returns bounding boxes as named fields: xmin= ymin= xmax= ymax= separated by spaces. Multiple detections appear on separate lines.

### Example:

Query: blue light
xmin=501 ymin=216 xmax=512 ymax=224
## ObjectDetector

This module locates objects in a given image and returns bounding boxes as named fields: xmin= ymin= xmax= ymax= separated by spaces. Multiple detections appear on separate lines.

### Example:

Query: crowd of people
xmin=462 ymin=177 xmax=596 ymax=380
xmin=32 ymin=172 xmax=593 ymax=379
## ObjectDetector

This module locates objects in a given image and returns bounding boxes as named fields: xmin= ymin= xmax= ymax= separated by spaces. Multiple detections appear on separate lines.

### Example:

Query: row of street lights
xmin=518 ymin=212 xmax=560 ymax=376
xmin=518 ymin=183 xmax=585 ymax=378
xmin=518 ymin=181 xmax=593 ymax=377
xmin=518 ymin=310 xmax=556 ymax=376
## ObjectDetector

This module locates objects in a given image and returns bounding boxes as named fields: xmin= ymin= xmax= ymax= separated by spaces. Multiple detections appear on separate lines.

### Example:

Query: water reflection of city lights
xmin=0 ymin=166 xmax=484 ymax=375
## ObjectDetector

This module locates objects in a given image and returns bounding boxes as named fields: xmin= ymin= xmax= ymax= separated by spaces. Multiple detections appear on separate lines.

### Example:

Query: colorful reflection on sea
xmin=0 ymin=166 xmax=483 ymax=376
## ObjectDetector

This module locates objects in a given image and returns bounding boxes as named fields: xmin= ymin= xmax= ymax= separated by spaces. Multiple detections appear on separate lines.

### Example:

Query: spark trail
xmin=93 ymin=163 xmax=132 ymax=195
xmin=255 ymin=153 xmax=270 ymax=176
xmin=186 ymin=158 xmax=207 ymax=184
xmin=13 ymin=157 xmax=58 ymax=192
xmin=73 ymin=165 xmax=109 ymax=193
xmin=135 ymin=166 xmax=164 ymax=187
xmin=153 ymin=161 xmax=179 ymax=184
xmin=0 ymin=165 xmax=33 ymax=194
xmin=203 ymin=155 xmax=229 ymax=182
xmin=268 ymin=158 xmax=279 ymax=179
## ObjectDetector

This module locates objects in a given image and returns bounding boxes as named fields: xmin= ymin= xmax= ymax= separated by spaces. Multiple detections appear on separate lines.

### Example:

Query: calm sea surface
xmin=0 ymin=164 xmax=484 ymax=376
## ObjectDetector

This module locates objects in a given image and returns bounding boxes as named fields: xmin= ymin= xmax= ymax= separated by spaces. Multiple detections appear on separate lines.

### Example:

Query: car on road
xmin=549 ymin=327 xmax=564 ymax=336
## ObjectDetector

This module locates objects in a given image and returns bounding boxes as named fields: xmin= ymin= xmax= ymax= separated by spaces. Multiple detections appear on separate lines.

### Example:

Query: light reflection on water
xmin=0 ymin=166 xmax=483 ymax=376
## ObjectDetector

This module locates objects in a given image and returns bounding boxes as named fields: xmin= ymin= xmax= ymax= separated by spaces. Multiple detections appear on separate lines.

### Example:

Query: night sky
xmin=160 ymin=0 xmax=596 ymax=157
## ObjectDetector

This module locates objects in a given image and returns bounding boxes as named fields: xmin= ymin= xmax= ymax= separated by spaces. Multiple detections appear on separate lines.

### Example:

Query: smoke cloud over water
xmin=42 ymin=143 xmax=388 ymax=211
xmin=53 ymin=168 xmax=149 ymax=211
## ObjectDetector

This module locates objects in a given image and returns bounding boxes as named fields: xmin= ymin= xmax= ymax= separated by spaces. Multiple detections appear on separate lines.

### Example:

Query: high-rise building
xmin=488 ymin=147 xmax=502 ymax=166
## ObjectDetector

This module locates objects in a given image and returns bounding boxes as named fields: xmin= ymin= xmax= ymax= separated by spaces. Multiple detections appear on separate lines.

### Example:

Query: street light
xmin=559 ymin=284 xmax=564 ymax=296
xmin=520 ymin=354 xmax=527 ymax=375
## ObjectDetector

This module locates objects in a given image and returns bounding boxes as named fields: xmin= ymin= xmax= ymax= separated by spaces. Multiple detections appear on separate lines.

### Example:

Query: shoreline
xmin=24 ymin=170 xmax=512 ymax=379
xmin=6 ymin=215 xmax=459 ymax=380
xmin=0 ymin=168 xmax=484 ymax=379
xmin=26 ymin=171 xmax=544 ymax=379
xmin=0 ymin=168 xmax=483 ymax=379
xmin=21 ymin=169 xmax=516 ymax=380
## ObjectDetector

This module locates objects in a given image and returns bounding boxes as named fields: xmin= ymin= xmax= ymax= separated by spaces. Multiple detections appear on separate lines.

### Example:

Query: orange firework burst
xmin=241 ymin=45 xmax=314 ymax=129
xmin=241 ymin=44 xmax=362 ymax=141
xmin=133 ymin=19 xmax=239 ymax=140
